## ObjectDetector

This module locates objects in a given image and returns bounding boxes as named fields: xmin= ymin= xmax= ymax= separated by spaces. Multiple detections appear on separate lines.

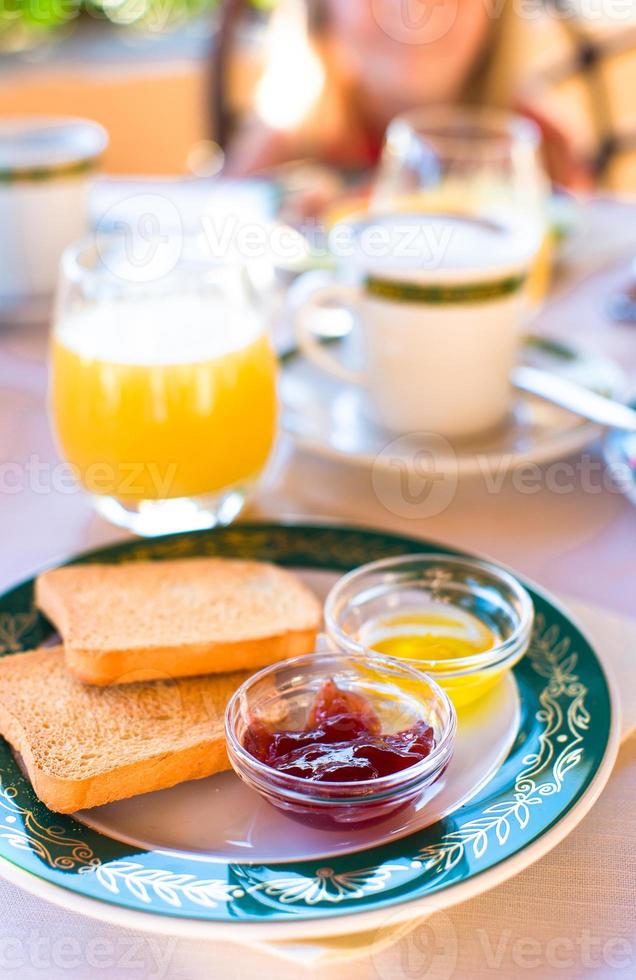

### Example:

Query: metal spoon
xmin=512 ymin=365 xmax=636 ymax=431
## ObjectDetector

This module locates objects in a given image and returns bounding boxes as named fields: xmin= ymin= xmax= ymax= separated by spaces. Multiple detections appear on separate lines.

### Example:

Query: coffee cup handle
xmin=293 ymin=282 xmax=365 ymax=385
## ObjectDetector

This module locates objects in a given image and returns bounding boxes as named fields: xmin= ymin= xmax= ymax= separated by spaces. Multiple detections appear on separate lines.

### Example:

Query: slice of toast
xmin=36 ymin=558 xmax=321 ymax=686
xmin=0 ymin=646 xmax=248 ymax=813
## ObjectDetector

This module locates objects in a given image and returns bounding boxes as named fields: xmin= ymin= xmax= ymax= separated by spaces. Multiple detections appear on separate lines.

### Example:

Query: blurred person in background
xmin=223 ymin=0 xmax=592 ymax=192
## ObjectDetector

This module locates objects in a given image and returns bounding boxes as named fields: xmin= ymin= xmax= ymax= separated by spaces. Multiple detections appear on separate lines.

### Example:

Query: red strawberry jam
xmin=243 ymin=679 xmax=435 ymax=783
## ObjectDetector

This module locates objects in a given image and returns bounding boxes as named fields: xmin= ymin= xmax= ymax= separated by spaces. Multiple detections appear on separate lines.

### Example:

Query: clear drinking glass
xmin=371 ymin=105 xmax=550 ymax=299
xmin=49 ymin=235 xmax=278 ymax=536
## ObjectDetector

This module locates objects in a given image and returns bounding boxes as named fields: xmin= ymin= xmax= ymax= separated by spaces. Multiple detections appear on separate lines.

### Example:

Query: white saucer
xmin=280 ymin=336 xmax=625 ymax=477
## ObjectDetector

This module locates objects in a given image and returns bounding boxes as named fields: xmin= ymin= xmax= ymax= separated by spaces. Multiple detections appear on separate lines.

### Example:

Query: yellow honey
xmin=361 ymin=603 xmax=504 ymax=712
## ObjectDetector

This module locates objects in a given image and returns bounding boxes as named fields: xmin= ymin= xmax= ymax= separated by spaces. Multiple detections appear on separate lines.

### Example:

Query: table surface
xmin=0 ymin=197 xmax=635 ymax=978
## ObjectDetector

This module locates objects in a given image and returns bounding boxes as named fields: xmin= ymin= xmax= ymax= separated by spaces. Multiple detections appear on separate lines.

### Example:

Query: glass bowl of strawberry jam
xmin=325 ymin=554 xmax=534 ymax=712
xmin=225 ymin=652 xmax=456 ymax=828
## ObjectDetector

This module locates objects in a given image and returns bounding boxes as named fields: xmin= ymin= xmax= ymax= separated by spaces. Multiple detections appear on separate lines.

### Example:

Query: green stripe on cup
xmin=0 ymin=157 xmax=100 ymax=184
xmin=365 ymin=272 xmax=526 ymax=304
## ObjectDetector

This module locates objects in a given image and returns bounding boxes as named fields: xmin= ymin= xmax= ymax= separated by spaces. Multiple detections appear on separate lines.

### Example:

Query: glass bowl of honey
xmin=225 ymin=651 xmax=455 ymax=828
xmin=325 ymin=554 xmax=534 ymax=712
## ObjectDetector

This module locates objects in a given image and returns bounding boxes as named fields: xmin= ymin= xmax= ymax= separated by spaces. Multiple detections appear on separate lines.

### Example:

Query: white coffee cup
xmin=293 ymin=213 xmax=535 ymax=439
xmin=0 ymin=117 xmax=107 ymax=309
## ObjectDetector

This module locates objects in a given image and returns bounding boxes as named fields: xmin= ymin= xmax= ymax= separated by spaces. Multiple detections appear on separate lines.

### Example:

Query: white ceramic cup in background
xmin=293 ymin=213 xmax=536 ymax=439
xmin=0 ymin=117 xmax=108 ymax=312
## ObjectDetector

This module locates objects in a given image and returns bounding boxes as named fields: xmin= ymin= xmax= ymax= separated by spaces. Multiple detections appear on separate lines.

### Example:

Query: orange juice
xmin=50 ymin=294 xmax=278 ymax=502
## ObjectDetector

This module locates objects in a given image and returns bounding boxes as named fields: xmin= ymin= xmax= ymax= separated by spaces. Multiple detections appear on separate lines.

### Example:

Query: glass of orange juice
xmin=50 ymin=236 xmax=278 ymax=535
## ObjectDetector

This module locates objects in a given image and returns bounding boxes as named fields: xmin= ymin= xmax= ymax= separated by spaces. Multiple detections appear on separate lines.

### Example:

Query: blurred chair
xmin=526 ymin=0 xmax=636 ymax=190
xmin=210 ymin=0 xmax=246 ymax=150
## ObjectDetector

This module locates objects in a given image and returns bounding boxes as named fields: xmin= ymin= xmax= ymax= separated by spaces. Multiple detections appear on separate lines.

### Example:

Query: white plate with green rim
xmin=280 ymin=336 xmax=625 ymax=477
xmin=0 ymin=523 xmax=620 ymax=942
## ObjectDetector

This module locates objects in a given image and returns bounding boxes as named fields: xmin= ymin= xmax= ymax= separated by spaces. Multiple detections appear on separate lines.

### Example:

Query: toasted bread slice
xmin=0 ymin=646 xmax=248 ymax=813
xmin=36 ymin=558 xmax=321 ymax=686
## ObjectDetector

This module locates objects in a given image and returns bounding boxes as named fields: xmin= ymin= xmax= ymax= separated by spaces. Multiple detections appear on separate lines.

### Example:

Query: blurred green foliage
xmin=0 ymin=0 xmax=274 ymax=51
xmin=1 ymin=0 xmax=78 ymax=48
